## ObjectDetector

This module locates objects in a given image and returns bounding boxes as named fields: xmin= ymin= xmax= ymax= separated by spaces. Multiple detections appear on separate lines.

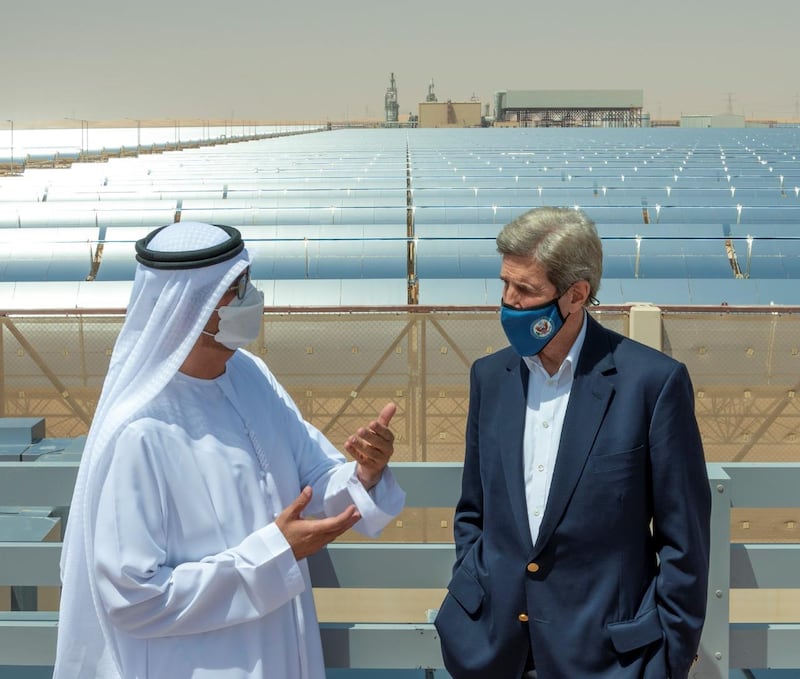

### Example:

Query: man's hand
xmin=344 ymin=402 xmax=397 ymax=490
xmin=275 ymin=486 xmax=361 ymax=560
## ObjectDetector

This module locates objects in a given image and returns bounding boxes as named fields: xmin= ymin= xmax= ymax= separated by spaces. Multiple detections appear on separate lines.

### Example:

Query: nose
xmin=503 ymin=284 xmax=523 ymax=308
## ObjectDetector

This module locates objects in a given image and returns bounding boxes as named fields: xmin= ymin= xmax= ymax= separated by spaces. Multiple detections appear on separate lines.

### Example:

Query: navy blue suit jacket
xmin=435 ymin=315 xmax=711 ymax=679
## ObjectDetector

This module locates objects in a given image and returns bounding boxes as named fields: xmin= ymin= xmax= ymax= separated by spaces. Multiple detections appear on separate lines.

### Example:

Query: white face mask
xmin=203 ymin=282 xmax=264 ymax=350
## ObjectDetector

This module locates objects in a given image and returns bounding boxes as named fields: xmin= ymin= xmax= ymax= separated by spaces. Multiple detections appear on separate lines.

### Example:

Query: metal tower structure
xmin=384 ymin=72 xmax=399 ymax=126
xmin=426 ymin=78 xmax=437 ymax=103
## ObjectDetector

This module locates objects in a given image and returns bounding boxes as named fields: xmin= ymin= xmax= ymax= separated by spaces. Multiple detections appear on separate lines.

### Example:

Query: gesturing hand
xmin=344 ymin=402 xmax=397 ymax=490
xmin=275 ymin=486 xmax=361 ymax=561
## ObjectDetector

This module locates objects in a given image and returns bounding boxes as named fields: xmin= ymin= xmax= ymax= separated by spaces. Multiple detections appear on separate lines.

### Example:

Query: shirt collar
xmin=523 ymin=309 xmax=588 ymax=379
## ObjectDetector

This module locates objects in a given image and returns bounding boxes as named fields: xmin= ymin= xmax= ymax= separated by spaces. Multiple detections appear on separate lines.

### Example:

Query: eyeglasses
xmin=228 ymin=270 xmax=250 ymax=300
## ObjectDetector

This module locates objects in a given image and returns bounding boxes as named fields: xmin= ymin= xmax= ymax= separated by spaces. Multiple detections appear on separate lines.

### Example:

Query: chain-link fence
xmin=2 ymin=306 xmax=799 ymax=463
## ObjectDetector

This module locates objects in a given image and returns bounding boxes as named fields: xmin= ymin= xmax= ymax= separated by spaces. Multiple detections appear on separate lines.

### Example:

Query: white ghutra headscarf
xmin=55 ymin=222 xmax=251 ymax=678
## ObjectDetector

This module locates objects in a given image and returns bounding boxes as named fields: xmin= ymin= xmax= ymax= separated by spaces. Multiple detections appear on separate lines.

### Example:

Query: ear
xmin=568 ymin=280 xmax=591 ymax=308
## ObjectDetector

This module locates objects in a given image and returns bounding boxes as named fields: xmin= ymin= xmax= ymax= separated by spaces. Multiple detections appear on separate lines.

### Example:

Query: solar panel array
xmin=1 ymin=127 xmax=799 ymax=307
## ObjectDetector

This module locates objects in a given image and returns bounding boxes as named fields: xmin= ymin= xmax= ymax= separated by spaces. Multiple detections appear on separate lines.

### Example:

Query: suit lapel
xmin=497 ymin=352 xmax=536 ymax=552
xmin=533 ymin=316 xmax=616 ymax=554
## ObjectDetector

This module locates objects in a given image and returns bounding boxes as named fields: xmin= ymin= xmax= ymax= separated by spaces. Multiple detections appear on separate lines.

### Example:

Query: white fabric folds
xmin=56 ymin=222 xmax=251 ymax=677
xmin=54 ymin=222 xmax=404 ymax=678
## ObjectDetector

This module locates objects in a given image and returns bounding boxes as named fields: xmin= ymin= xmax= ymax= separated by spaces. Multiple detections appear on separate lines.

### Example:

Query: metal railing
xmin=1 ymin=458 xmax=799 ymax=677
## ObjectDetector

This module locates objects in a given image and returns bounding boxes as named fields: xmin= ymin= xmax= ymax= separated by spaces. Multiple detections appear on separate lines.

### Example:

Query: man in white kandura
xmin=54 ymin=221 xmax=405 ymax=678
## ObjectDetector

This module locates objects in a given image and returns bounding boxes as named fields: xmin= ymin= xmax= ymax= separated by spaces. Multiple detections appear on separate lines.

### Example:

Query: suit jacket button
xmin=518 ymin=613 xmax=529 ymax=622
xmin=527 ymin=562 xmax=540 ymax=573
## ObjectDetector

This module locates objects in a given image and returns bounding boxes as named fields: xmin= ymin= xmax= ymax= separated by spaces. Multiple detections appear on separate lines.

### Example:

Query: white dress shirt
xmin=522 ymin=312 xmax=587 ymax=546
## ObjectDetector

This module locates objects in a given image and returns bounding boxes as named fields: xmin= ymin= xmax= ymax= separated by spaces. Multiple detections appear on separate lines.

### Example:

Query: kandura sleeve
xmin=257 ymin=360 xmax=406 ymax=537
xmin=321 ymin=461 xmax=405 ymax=538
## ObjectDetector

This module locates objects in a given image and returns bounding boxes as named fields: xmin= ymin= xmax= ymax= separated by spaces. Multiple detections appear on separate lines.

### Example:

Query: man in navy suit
xmin=435 ymin=207 xmax=711 ymax=679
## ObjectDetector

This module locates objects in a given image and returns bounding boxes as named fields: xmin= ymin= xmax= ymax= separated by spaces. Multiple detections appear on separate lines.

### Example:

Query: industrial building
xmin=413 ymin=79 xmax=482 ymax=128
xmin=417 ymin=100 xmax=482 ymax=128
xmin=494 ymin=89 xmax=644 ymax=127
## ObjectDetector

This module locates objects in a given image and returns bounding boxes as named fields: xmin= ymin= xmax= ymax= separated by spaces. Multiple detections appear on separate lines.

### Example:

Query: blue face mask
xmin=500 ymin=296 xmax=567 ymax=357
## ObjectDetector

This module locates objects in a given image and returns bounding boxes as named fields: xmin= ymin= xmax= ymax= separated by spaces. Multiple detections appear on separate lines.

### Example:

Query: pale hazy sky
xmin=3 ymin=0 xmax=799 ymax=124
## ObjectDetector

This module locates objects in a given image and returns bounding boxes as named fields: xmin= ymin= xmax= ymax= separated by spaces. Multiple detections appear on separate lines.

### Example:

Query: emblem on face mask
xmin=500 ymin=297 xmax=567 ymax=357
xmin=531 ymin=318 xmax=554 ymax=338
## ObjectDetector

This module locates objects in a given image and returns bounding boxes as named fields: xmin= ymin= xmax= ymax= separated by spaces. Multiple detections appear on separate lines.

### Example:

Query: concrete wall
xmin=681 ymin=114 xmax=746 ymax=128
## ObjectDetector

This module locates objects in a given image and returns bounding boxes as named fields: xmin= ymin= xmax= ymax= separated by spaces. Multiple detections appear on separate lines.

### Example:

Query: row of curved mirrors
xmin=1 ymin=127 xmax=799 ymax=306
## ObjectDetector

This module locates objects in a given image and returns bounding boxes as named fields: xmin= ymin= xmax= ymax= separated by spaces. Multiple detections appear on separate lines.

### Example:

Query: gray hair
xmin=496 ymin=207 xmax=602 ymax=304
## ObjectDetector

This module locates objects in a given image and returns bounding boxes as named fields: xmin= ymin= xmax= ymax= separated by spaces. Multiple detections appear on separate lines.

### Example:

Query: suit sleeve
xmin=453 ymin=360 xmax=484 ymax=570
xmin=649 ymin=362 xmax=711 ymax=678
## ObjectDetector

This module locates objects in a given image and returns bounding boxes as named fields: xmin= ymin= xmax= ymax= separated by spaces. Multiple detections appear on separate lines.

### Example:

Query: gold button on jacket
xmin=518 ymin=613 xmax=529 ymax=622
xmin=526 ymin=562 xmax=540 ymax=573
